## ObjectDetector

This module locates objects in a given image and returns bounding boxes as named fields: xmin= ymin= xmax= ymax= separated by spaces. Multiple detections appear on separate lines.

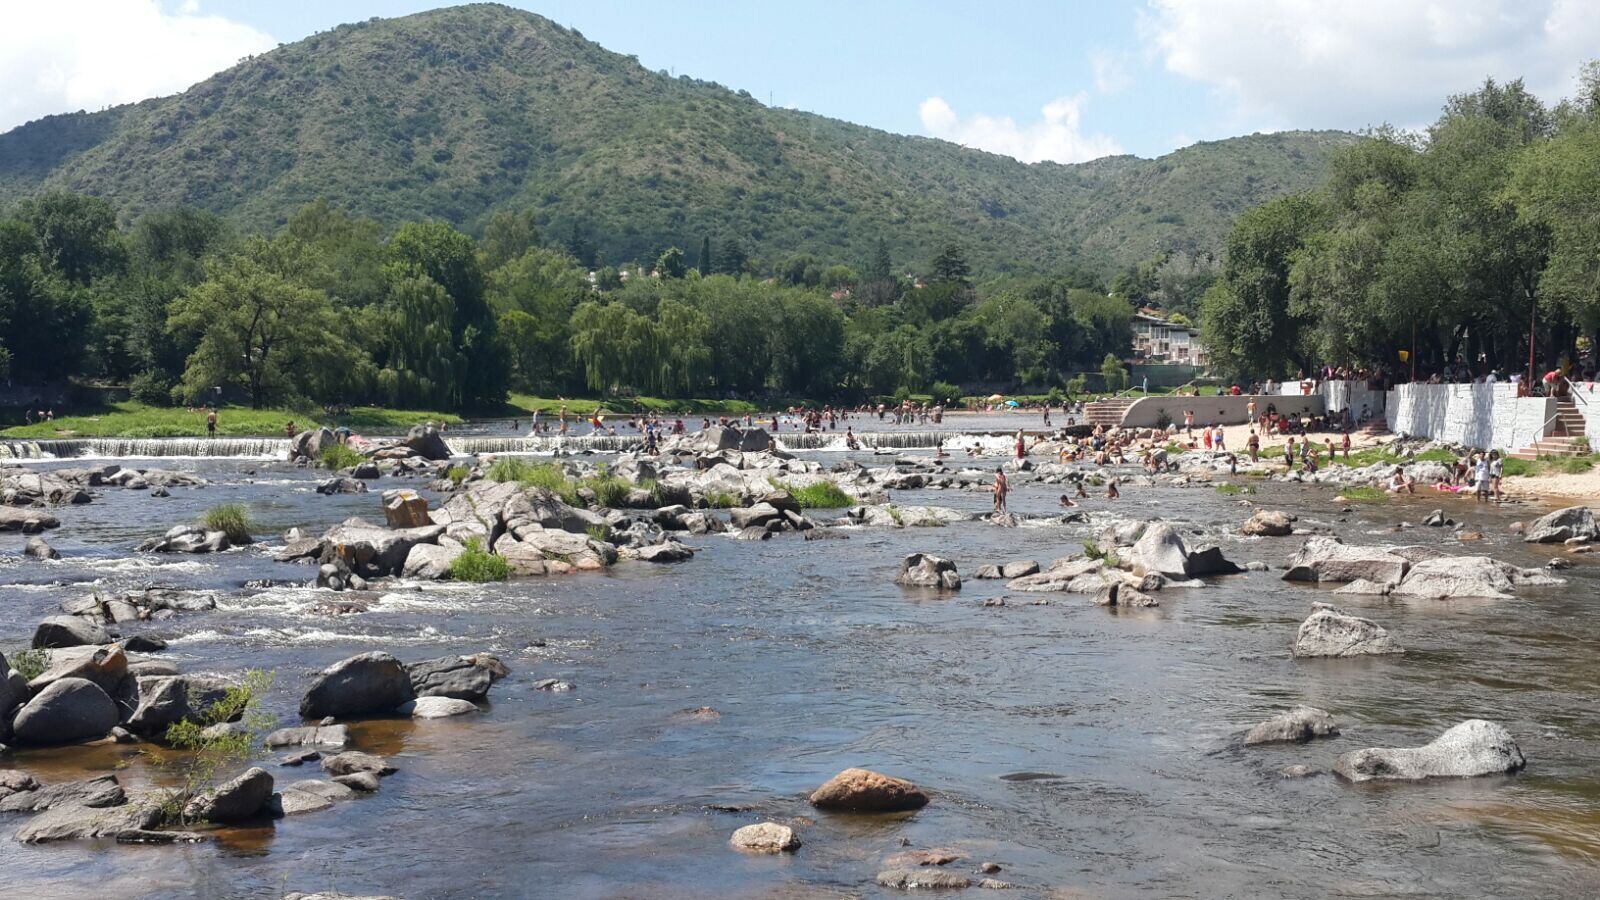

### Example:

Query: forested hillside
xmin=0 ymin=3 xmax=1352 ymax=279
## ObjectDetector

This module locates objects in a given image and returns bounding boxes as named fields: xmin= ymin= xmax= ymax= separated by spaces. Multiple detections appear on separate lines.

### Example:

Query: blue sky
xmin=6 ymin=1 xmax=1600 ymax=161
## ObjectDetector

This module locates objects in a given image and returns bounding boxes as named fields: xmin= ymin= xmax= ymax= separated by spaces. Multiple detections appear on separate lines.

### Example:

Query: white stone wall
xmin=1568 ymin=382 xmax=1600 ymax=448
xmin=1385 ymin=383 xmax=1554 ymax=451
xmin=1119 ymin=394 xmax=1323 ymax=427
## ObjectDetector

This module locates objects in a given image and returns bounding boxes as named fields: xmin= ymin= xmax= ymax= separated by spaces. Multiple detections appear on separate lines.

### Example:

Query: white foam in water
xmin=85 ymin=557 xmax=214 ymax=574
xmin=169 ymin=625 xmax=441 ymax=646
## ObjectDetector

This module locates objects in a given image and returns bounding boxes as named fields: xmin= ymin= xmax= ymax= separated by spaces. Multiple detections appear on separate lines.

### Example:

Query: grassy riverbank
xmin=0 ymin=402 xmax=462 ymax=440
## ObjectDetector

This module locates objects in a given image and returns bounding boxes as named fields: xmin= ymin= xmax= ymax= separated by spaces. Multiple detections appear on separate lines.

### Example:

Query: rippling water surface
xmin=2 ymin=444 xmax=1599 ymax=899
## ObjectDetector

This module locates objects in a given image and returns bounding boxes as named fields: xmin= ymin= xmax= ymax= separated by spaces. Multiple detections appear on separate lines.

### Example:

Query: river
xmin=2 ymin=435 xmax=1598 ymax=898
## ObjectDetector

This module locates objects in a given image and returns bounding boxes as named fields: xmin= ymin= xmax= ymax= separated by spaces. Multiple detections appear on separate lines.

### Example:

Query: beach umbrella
xmin=1005 ymin=400 xmax=1020 ymax=408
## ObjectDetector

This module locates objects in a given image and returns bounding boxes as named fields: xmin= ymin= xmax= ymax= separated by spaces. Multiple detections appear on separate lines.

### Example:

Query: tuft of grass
xmin=585 ymin=524 xmax=609 ymax=543
xmin=784 ymin=481 xmax=855 ymax=509
xmin=1215 ymin=482 xmax=1255 ymax=495
xmin=584 ymin=466 xmax=632 ymax=508
xmin=201 ymin=503 xmax=253 ymax=544
xmin=445 ymin=464 xmax=470 ymax=487
xmin=1549 ymin=455 xmax=1597 ymax=475
xmin=318 ymin=444 xmax=366 ymax=470
xmin=1082 ymin=540 xmax=1120 ymax=568
xmin=702 ymin=490 xmax=741 ymax=509
xmin=446 ymin=537 xmax=510 ymax=582
xmin=1500 ymin=457 xmax=1535 ymax=477
xmin=1338 ymin=485 xmax=1388 ymax=502
xmin=8 ymin=647 xmax=47 ymax=680
xmin=487 ymin=458 xmax=580 ymax=503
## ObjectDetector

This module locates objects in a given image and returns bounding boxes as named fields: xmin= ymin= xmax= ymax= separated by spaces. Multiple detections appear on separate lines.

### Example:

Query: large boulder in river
xmin=32 ymin=615 xmax=111 ymax=649
xmin=137 ymin=524 xmax=230 ymax=554
xmin=11 ymin=678 xmax=120 ymax=745
xmin=1241 ymin=510 xmax=1294 ymax=537
xmin=319 ymin=518 xmax=445 ymax=577
xmin=1244 ymin=705 xmax=1340 ymax=745
xmin=292 ymin=427 xmax=337 ymax=461
xmin=184 ymin=767 xmax=274 ymax=823
xmin=383 ymin=489 xmax=431 ymax=529
xmin=1334 ymin=720 xmax=1525 ymax=782
xmin=126 ymin=674 xmax=234 ymax=736
xmin=401 ymin=542 xmax=463 ymax=580
xmin=1282 ymin=536 xmax=1410 ymax=584
xmin=24 ymin=536 xmax=60 ymax=559
xmin=0 ymin=652 xmax=27 ymax=741
xmin=401 ymin=424 xmax=452 ymax=460
xmin=810 ymin=768 xmax=928 ymax=812
xmin=405 ymin=654 xmax=508 ymax=702
xmin=1389 ymin=555 xmax=1562 ymax=600
xmin=299 ymin=652 xmax=415 ymax=719
xmin=1127 ymin=523 xmax=1191 ymax=579
xmin=1522 ymin=505 xmax=1598 ymax=543
xmin=0 ymin=506 xmax=61 ymax=532
xmin=1292 ymin=602 xmax=1403 ymax=658
xmin=895 ymin=553 xmax=960 ymax=590
xmin=1006 ymin=556 xmax=1117 ymax=593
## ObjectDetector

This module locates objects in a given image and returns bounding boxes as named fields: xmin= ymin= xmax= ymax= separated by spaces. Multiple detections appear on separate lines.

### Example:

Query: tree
xmin=167 ymin=247 xmax=354 ymax=407
xmin=656 ymin=246 xmax=688 ymax=279
xmin=860 ymin=237 xmax=898 ymax=306
xmin=385 ymin=221 xmax=506 ymax=409
xmin=716 ymin=238 xmax=748 ymax=276
xmin=1100 ymin=352 xmax=1129 ymax=392
xmin=697 ymin=235 xmax=712 ymax=276
xmin=14 ymin=191 xmax=126 ymax=285
xmin=480 ymin=209 xmax=541 ymax=270
xmin=0 ymin=219 xmax=94 ymax=382
xmin=1199 ymin=194 xmax=1326 ymax=378
xmin=929 ymin=243 xmax=971 ymax=286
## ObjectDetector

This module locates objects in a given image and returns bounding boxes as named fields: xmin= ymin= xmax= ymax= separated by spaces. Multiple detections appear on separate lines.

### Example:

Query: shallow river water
xmin=3 ymin=442 xmax=1600 ymax=899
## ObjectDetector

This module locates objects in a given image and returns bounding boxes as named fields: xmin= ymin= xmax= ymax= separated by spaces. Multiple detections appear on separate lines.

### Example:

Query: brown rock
xmin=808 ymin=767 xmax=928 ymax=812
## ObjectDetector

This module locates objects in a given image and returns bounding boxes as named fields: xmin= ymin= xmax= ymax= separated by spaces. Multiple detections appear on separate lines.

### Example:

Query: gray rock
xmin=1244 ymin=705 xmax=1340 ymax=745
xmin=633 ymin=541 xmax=694 ymax=563
xmin=382 ymin=489 xmax=430 ymax=528
xmin=126 ymin=674 xmax=234 ymax=736
xmin=11 ymin=678 xmax=119 ymax=745
xmin=300 ymin=651 xmax=415 ymax=719
xmin=896 ymin=553 xmax=961 ymax=590
xmin=0 ymin=506 xmax=60 ymax=532
xmin=400 ymin=542 xmax=462 ymax=579
xmin=333 ymin=771 xmax=381 ymax=792
xmin=274 ymin=779 xmax=356 ymax=815
xmin=1334 ymin=720 xmax=1525 ymax=782
xmin=0 ymin=774 xmax=125 ymax=813
xmin=315 ymin=476 xmax=368 ymax=495
xmin=405 ymin=654 xmax=508 ymax=702
xmin=184 ymin=767 xmax=273 ymax=823
xmin=1128 ymin=523 xmax=1190 ymax=578
xmin=398 ymin=696 xmax=479 ymax=718
xmin=730 ymin=821 xmax=801 ymax=853
xmin=401 ymin=424 xmax=452 ymax=460
xmin=1389 ymin=555 xmax=1561 ymax=600
xmin=1282 ymin=536 xmax=1410 ymax=584
xmin=1523 ymin=505 xmax=1598 ymax=543
xmin=321 ymin=751 xmax=395 ymax=777
xmin=1292 ymin=602 xmax=1404 ymax=658
xmin=16 ymin=799 xmax=159 ymax=843
xmin=31 ymin=615 xmax=111 ymax=649
xmin=1241 ymin=510 xmax=1294 ymax=536
xmin=1005 ymin=556 xmax=1115 ymax=593
xmin=876 ymin=869 xmax=972 ymax=890
xmin=263 ymin=725 xmax=350 ymax=749
xmin=23 ymin=536 xmax=60 ymax=559
xmin=1093 ymin=582 xmax=1159 ymax=608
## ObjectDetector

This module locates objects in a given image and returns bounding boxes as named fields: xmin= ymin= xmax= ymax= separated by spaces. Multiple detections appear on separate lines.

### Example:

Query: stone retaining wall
xmin=1118 ymin=394 xmax=1324 ymax=428
xmin=1384 ymin=383 xmax=1553 ymax=451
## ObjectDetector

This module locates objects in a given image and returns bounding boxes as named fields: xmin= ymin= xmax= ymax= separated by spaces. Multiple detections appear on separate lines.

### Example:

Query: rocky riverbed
xmin=1 ymin=426 xmax=1598 ymax=898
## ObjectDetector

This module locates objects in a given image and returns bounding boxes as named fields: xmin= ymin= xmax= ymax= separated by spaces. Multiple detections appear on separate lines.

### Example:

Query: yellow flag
xmin=1398 ymin=350 xmax=1409 ymax=362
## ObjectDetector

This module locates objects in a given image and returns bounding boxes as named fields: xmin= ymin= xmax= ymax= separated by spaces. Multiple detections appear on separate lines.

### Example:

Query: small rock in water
xmin=983 ymin=597 xmax=1006 ymax=607
xmin=809 ymin=767 xmax=928 ymax=812
xmin=877 ymin=869 xmax=972 ymax=890
xmin=1279 ymin=764 xmax=1320 ymax=779
xmin=1244 ymin=705 xmax=1339 ymax=745
xmin=280 ymin=750 xmax=322 ymax=766
xmin=979 ymin=862 xmax=1002 ymax=874
xmin=883 ymin=848 xmax=962 ymax=867
xmin=1548 ymin=557 xmax=1572 ymax=570
xmin=730 ymin=821 xmax=800 ymax=853
xmin=533 ymin=678 xmax=575 ymax=692
xmin=333 ymin=771 xmax=381 ymax=793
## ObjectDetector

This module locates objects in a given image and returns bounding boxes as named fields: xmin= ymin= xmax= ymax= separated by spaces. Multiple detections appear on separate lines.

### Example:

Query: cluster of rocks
xmin=1282 ymin=535 xmax=1563 ymax=599
xmin=57 ymin=588 xmax=216 ymax=626
xmin=0 ymin=641 xmax=229 ymax=751
xmin=291 ymin=424 xmax=453 ymax=465
xmin=139 ymin=521 xmax=252 ymax=554
xmin=1519 ymin=505 xmax=1599 ymax=545
xmin=298 ymin=651 xmax=506 ymax=721
xmin=1240 ymin=705 xmax=1525 ymax=784
xmin=2 ymin=463 xmax=206 ymax=512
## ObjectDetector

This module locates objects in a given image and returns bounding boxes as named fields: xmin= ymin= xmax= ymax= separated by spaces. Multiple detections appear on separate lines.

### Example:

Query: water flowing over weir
xmin=0 ymin=437 xmax=292 ymax=460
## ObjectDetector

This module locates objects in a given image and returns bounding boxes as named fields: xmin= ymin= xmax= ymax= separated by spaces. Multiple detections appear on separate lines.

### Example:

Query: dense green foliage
xmin=447 ymin=537 xmax=511 ymax=582
xmin=1203 ymin=72 xmax=1600 ymax=379
xmin=0 ymin=4 xmax=1348 ymax=282
xmin=0 ymin=190 xmax=1140 ymax=405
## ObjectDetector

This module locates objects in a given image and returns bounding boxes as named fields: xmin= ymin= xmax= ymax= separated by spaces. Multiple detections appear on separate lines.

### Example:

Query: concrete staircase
xmin=1511 ymin=398 xmax=1589 ymax=460
xmin=1084 ymin=397 xmax=1137 ymax=428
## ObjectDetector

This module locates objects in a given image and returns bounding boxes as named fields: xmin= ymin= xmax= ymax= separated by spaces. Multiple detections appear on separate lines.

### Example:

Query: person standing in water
xmin=206 ymin=407 xmax=217 ymax=438
xmin=993 ymin=467 xmax=1009 ymax=513
xmin=1015 ymin=429 xmax=1026 ymax=460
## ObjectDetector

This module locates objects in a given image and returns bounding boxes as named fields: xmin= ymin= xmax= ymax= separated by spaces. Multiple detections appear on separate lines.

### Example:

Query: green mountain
xmin=0 ymin=3 xmax=1357 ymax=277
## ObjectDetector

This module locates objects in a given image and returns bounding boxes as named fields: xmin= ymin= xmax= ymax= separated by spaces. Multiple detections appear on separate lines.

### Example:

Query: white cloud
xmin=918 ymin=94 xmax=1123 ymax=164
xmin=1091 ymin=49 xmax=1133 ymax=94
xmin=0 ymin=0 xmax=275 ymax=133
xmin=1143 ymin=0 xmax=1600 ymax=131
